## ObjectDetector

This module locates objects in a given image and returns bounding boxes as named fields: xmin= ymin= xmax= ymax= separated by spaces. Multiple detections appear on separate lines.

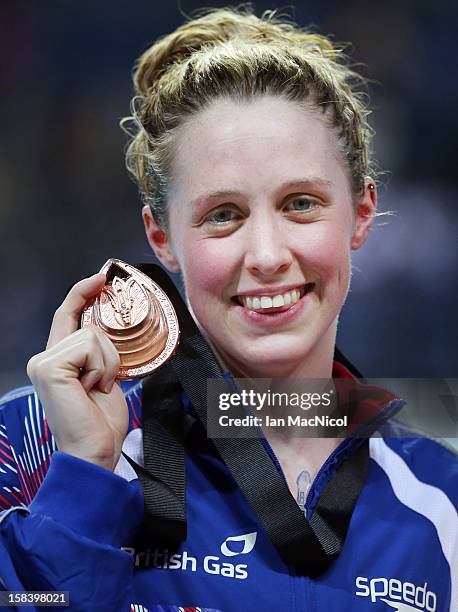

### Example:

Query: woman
xmin=0 ymin=7 xmax=456 ymax=612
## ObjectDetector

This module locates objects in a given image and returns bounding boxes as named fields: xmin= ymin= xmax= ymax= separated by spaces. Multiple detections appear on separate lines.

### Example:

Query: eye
xmin=285 ymin=197 xmax=318 ymax=213
xmin=205 ymin=207 xmax=240 ymax=225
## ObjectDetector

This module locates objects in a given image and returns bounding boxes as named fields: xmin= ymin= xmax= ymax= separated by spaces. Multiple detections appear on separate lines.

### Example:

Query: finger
xmin=49 ymin=328 xmax=108 ymax=393
xmin=28 ymin=331 xmax=105 ymax=392
xmin=68 ymin=327 xmax=120 ymax=393
xmin=78 ymin=348 xmax=106 ymax=393
xmin=91 ymin=329 xmax=121 ymax=392
xmin=53 ymin=327 xmax=119 ymax=393
xmin=47 ymin=273 xmax=106 ymax=349
xmin=36 ymin=326 xmax=119 ymax=394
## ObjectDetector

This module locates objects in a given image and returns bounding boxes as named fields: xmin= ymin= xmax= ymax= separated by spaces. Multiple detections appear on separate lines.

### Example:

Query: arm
xmin=1 ymin=273 xmax=143 ymax=611
xmin=0 ymin=401 xmax=144 ymax=612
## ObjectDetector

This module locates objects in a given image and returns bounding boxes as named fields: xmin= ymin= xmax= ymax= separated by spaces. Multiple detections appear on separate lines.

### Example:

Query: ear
xmin=351 ymin=178 xmax=378 ymax=250
xmin=142 ymin=205 xmax=181 ymax=273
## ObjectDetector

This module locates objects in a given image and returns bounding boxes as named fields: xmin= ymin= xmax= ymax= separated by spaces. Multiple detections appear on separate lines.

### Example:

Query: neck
xmin=200 ymin=322 xmax=342 ymax=503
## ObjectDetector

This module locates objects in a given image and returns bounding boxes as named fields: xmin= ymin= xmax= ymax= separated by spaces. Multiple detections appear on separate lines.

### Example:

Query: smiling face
xmin=144 ymin=96 xmax=376 ymax=378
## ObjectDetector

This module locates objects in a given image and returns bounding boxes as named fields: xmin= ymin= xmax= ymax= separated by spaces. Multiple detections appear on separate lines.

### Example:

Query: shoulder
xmin=0 ymin=386 xmax=40 ymax=448
xmin=0 ymin=386 xmax=36 ymax=408
xmin=0 ymin=380 xmax=144 ymax=452
xmin=0 ymin=381 xmax=144 ymax=501
xmin=370 ymin=419 xmax=458 ymax=509
xmin=0 ymin=380 xmax=143 ymax=420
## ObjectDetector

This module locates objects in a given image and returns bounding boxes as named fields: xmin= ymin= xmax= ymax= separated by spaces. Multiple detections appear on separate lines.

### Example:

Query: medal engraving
xmin=101 ymin=276 xmax=147 ymax=328
xmin=81 ymin=259 xmax=180 ymax=379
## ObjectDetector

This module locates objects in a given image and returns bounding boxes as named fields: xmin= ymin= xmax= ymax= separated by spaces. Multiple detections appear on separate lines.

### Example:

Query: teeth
xmin=240 ymin=287 xmax=304 ymax=311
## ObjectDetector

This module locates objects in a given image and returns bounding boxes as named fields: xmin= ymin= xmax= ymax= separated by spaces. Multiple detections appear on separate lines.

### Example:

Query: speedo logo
xmin=355 ymin=576 xmax=437 ymax=611
xmin=122 ymin=531 xmax=257 ymax=581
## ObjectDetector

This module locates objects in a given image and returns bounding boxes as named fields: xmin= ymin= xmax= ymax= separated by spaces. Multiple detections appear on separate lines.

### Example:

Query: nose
xmin=243 ymin=217 xmax=293 ymax=278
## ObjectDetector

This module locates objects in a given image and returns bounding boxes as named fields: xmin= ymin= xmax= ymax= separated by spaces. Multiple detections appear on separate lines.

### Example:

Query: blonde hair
xmin=122 ymin=6 xmax=374 ymax=230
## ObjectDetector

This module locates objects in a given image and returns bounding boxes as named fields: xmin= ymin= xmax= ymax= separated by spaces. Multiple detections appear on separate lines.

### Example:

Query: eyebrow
xmin=191 ymin=177 xmax=333 ymax=211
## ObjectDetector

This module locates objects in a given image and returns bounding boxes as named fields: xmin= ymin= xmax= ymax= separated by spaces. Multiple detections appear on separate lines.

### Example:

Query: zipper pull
xmin=296 ymin=470 xmax=312 ymax=513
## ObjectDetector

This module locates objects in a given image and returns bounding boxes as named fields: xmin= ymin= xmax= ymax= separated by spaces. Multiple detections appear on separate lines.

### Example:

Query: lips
xmin=231 ymin=284 xmax=314 ymax=328
xmin=233 ymin=283 xmax=314 ymax=313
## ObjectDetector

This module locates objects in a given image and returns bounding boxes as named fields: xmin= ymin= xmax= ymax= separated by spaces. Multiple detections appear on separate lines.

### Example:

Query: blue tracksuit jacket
xmin=0 ymin=363 xmax=457 ymax=612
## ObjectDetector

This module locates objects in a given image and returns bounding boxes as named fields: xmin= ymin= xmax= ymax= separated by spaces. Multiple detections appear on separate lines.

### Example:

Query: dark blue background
xmin=1 ymin=0 xmax=457 ymax=393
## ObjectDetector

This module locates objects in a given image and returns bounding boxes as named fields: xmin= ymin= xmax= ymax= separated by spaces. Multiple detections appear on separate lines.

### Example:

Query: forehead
xmin=170 ymin=96 xmax=350 ymax=199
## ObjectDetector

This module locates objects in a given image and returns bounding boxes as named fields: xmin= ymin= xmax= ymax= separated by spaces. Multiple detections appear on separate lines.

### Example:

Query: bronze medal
xmin=81 ymin=259 xmax=179 ymax=379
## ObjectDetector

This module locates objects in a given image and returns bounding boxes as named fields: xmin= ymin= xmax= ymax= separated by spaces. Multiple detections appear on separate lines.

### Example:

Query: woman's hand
xmin=27 ymin=273 xmax=129 ymax=472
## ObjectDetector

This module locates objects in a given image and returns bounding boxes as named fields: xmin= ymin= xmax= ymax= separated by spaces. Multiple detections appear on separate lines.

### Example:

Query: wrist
xmin=58 ymin=444 xmax=117 ymax=472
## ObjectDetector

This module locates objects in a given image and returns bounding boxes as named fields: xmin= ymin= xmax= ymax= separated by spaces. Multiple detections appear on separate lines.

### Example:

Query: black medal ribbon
xmin=122 ymin=264 xmax=375 ymax=576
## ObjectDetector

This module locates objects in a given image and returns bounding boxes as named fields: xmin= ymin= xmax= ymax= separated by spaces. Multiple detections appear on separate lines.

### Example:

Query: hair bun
xmin=134 ymin=8 xmax=331 ymax=96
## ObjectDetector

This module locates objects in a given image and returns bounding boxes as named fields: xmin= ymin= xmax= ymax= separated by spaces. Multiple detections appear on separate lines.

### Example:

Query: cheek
xmin=180 ymin=236 xmax=234 ymax=300
xmin=297 ymin=221 xmax=352 ymax=280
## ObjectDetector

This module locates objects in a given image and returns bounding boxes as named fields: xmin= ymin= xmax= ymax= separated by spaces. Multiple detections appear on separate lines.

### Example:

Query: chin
xmin=227 ymin=345 xmax=311 ymax=378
